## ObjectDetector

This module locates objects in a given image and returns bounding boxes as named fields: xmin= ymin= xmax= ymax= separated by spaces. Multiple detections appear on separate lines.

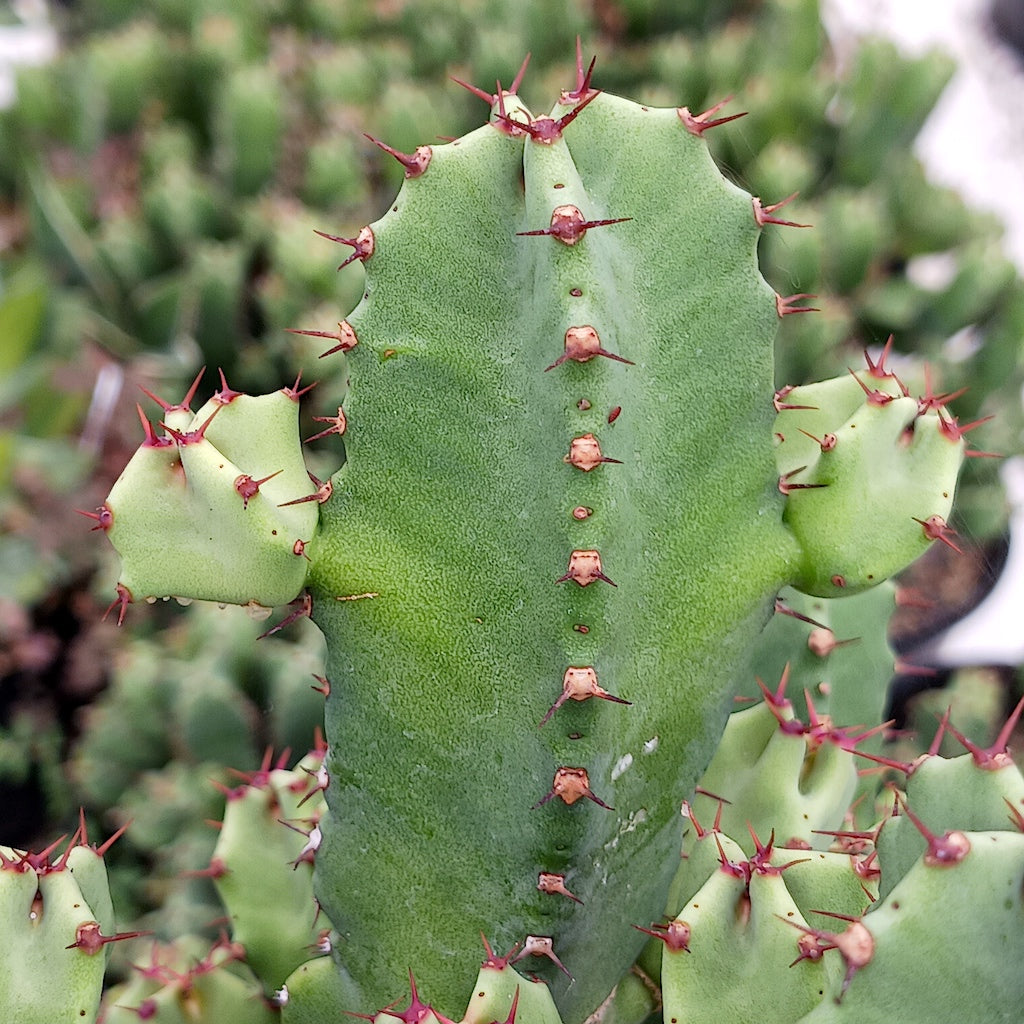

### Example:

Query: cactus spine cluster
xmin=71 ymin=51 xmax=1008 ymax=1024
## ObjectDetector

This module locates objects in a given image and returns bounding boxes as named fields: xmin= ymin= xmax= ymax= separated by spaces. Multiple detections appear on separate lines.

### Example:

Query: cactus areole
xmin=99 ymin=58 xmax=964 ymax=1023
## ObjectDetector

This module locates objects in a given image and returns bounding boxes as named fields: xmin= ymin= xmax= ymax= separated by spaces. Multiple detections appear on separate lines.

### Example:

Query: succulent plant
xmin=80 ymin=46 xmax=981 ymax=1024
xmin=2 ymin=3 xmax=1022 ymax=1022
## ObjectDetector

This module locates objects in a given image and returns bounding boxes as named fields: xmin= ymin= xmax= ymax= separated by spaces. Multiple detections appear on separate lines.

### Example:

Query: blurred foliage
xmin=0 ymin=0 xmax=1021 ymax=968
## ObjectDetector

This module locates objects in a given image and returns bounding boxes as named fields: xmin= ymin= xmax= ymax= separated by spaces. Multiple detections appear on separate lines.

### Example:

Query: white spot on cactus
xmin=273 ymin=985 xmax=289 ymax=1007
xmin=244 ymin=601 xmax=274 ymax=621
xmin=611 ymin=753 xmax=633 ymax=780
xmin=299 ymin=825 xmax=322 ymax=862
xmin=604 ymin=809 xmax=649 ymax=850
xmin=642 ymin=736 xmax=659 ymax=755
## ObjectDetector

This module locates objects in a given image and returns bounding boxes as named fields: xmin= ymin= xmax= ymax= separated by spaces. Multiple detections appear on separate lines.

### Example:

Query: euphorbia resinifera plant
xmin=86 ymin=52 xmax=981 ymax=1024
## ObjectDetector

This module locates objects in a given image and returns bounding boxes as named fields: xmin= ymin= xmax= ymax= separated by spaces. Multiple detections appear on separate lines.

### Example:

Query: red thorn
xmin=452 ymin=53 xmax=531 ymax=108
xmin=677 ymin=97 xmax=747 ymax=136
xmin=74 ymin=809 xmax=91 ymax=851
xmin=561 ymin=48 xmax=598 ymax=104
xmin=913 ymin=514 xmax=962 ymax=554
xmin=209 ymin=777 xmax=247 ymax=801
xmin=755 ymin=663 xmax=793 ymax=710
xmin=480 ymin=933 xmax=522 ymax=970
xmin=365 ymin=134 xmax=432 ymax=178
xmin=554 ymin=549 xmax=617 ymax=587
xmin=500 ymin=988 xmax=521 ymax=1024
xmin=753 ymin=193 xmax=811 ymax=228
xmin=563 ymin=43 xmax=598 ymax=103
xmin=314 ymin=226 xmax=375 ymax=270
xmin=517 ymin=206 xmax=631 ymax=245
xmin=497 ymin=88 xmax=601 ymax=144
xmin=278 ymin=471 xmax=333 ymax=507
xmin=306 ymin=407 xmax=347 ymax=443
xmin=633 ymin=919 xmax=691 ymax=952
xmin=778 ymin=467 xmax=827 ymax=495
xmin=532 ymin=767 xmax=613 ymax=810
xmin=234 ymin=470 xmax=283 ymax=509
xmin=863 ymin=335 xmax=895 ymax=378
xmin=282 ymin=373 xmax=318 ymax=402
xmin=226 ymin=746 xmax=292 ymax=788
xmin=551 ymin=85 xmax=601 ymax=134
xmin=545 ymin=325 xmax=633 ymax=371
xmin=511 ymin=936 xmax=573 ymax=979
xmin=287 ymin=321 xmax=360 ymax=359
xmin=847 ymin=367 xmax=899 ymax=406
xmin=539 ymin=666 xmax=630 ymax=727
xmin=386 ymin=970 xmax=437 ymax=1024
xmin=773 ymin=598 xmax=829 ymax=631
xmin=93 ymin=819 xmax=131 ymax=858
xmin=853 ymin=744 xmax=917 ymax=777
xmin=257 ymin=592 xmax=313 ymax=640
xmin=162 ymin=406 xmax=221 ymax=447
xmin=943 ymin=694 xmax=1024 ymax=770
xmin=450 ymin=74 xmax=496 ymax=105
xmin=67 ymin=922 xmax=152 ymax=955
xmin=103 ymin=583 xmax=132 ymax=626
xmin=862 ymin=337 xmax=909 ymax=391
xmin=135 ymin=404 xmax=173 ymax=448
xmin=537 ymin=871 xmax=584 ymax=904
xmin=510 ymin=52 xmax=531 ymax=94
xmin=139 ymin=367 xmax=206 ymax=415
xmin=936 ymin=407 xmax=994 ymax=446
xmin=812 ymin=824 xmax=882 ymax=850
xmin=776 ymin=293 xmax=819 ymax=317
xmin=798 ymin=428 xmax=837 ymax=452
xmin=777 ymin=914 xmax=874 ymax=999
xmin=214 ymin=368 xmax=244 ymax=405
xmin=747 ymin=824 xmax=811 ymax=875
xmin=182 ymin=857 xmax=228 ymax=880
xmin=682 ymin=796 xmax=724 ymax=839
xmin=75 ymin=505 xmax=114 ymax=532
xmin=917 ymin=364 xmax=968 ymax=414
xmin=773 ymin=385 xmax=818 ymax=412
xmin=1005 ymin=797 xmax=1024 ymax=832
xmin=893 ymin=791 xmax=971 ymax=866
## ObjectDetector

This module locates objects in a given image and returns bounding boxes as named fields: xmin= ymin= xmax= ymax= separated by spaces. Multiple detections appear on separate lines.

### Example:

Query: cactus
xmin=87 ymin=50 xmax=976 ymax=1024
xmin=98 ymin=748 xmax=329 ymax=1023
xmin=0 ymin=818 xmax=143 ymax=1024
xmin=656 ymin=683 xmax=1024 ymax=1022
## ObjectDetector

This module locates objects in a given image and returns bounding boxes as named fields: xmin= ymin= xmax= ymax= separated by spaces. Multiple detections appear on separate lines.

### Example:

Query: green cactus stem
xmin=0 ymin=821 xmax=139 ymax=1024
xmin=96 ymin=55 xmax=966 ymax=1023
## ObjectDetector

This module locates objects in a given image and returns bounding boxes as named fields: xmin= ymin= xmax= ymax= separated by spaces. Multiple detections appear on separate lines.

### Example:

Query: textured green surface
xmin=97 ymin=73 xmax=968 ymax=1024
xmin=309 ymin=91 xmax=798 ymax=1021
xmin=106 ymin=390 xmax=318 ymax=607
xmin=797 ymin=832 xmax=1024 ymax=1022
xmin=0 ymin=845 xmax=111 ymax=1024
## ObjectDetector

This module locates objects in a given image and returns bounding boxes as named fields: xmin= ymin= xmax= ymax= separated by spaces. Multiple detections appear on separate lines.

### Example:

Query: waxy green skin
xmin=99 ymin=75 xmax=965 ymax=1024
xmin=309 ymin=89 xmax=798 ymax=1021
xmin=0 ymin=840 xmax=119 ymax=1024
